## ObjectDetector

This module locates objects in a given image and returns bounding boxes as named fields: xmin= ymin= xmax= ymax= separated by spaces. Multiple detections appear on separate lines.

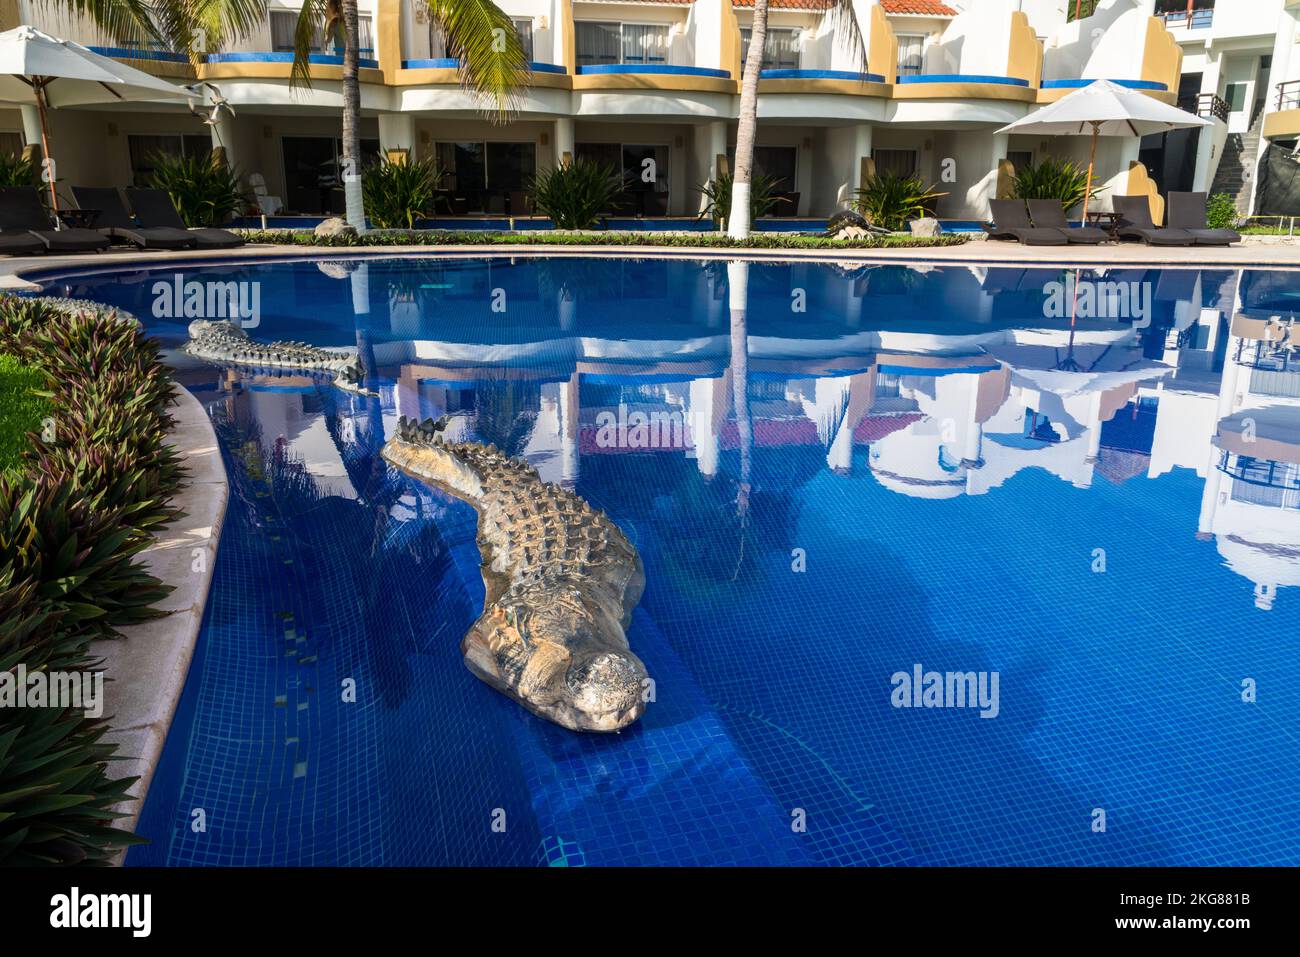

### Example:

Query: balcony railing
xmin=1218 ymin=450 xmax=1300 ymax=498
xmin=1158 ymin=9 xmax=1214 ymax=30
xmin=1234 ymin=337 xmax=1298 ymax=372
xmin=1276 ymin=79 xmax=1300 ymax=112
xmin=1194 ymin=92 xmax=1229 ymax=123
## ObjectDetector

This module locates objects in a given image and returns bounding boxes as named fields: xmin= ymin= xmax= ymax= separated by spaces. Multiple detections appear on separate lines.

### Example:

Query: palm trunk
xmin=728 ymin=0 xmax=769 ymax=240
xmin=341 ymin=0 xmax=366 ymax=232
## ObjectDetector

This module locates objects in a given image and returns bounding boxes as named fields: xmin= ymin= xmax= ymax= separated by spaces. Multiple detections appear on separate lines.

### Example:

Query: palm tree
xmin=727 ymin=1 xmax=866 ymax=239
xmin=60 ymin=0 xmax=529 ymax=232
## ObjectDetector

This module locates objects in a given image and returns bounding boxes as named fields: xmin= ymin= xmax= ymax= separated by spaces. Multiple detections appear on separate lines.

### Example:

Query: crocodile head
xmin=469 ymin=591 xmax=648 ymax=733
xmin=188 ymin=319 xmax=246 ymax=341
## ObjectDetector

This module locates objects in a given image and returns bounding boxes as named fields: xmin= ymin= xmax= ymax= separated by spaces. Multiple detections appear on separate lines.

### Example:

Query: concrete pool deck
xmin=2 ymin=236 xmax=1300 ymax=285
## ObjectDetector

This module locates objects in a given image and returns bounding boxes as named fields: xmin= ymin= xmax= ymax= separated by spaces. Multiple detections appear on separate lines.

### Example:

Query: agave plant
xmin=527 ymin=160 xmax=626 ymax=230
xmin=147 ymin=150 xmax=248 ymax=227
xmin=362 ymin=156 xmax=442 ymax=229
xmin=854 ymin=172 xmax=948 ymax=231
xmin=696 ymin=172 xmax=787 ymax=231
xmin=1011 ymin=157 xmax=1100 ymax=214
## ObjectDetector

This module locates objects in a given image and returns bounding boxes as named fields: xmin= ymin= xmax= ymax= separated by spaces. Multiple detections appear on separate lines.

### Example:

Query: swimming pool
xmin=34 ymin=255 xmax=1300 ymax=866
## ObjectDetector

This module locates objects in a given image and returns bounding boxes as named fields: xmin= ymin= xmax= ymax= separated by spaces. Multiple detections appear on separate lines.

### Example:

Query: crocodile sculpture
xmin=184 ymin=319 xmax=367 ymax=392
xmin=382 ymin=416 xmax=650 ymax=732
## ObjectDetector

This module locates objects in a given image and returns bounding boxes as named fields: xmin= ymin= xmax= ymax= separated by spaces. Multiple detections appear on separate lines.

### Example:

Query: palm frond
xmin=423 ymin=0 xmax=531 ymax=122
xmin=289 ymin=0 xmax=338 ymax=90
xmin=44 ymin=0 xmax=161 ymax=52
xmin=825 ymin=0 xmax=868 ymax=77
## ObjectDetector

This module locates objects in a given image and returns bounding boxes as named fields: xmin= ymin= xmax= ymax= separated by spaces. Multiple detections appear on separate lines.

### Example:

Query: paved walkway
xmin=2 ymin=237 xmax=1299 ymax=286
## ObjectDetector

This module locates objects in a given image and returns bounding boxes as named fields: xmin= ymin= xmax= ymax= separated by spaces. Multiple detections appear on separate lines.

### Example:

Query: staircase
xmin=1211 ymin=103 xmax=1266 ymax=215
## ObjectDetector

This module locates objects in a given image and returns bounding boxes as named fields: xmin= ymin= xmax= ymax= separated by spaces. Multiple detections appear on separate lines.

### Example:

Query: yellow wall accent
xmin=572 ymin=73 xmax=737 ymax=95
xmin=721 ymin=0 xmax=742 ymax=81
xmin=561 ymin=0 xmax=575 ymax=74
xmin=893 ymin=82 xmax=1036 ymax=103
xmin=1037 ymin=86 xmax=1176 ymax=105
xmin=867 ymin=4 xmax=896 ymax=87
xmin=1126 ymin=161 xmax=1165 ymax=226
xmin=758 ymin=78 xmax=890 ymax=97
xmin=1140 ymin=16 xmax=1182 ymax=94
xmin=0 ymin=1 xmax=21 ymax=31
xmin=199 ymin=62 xmax=386 ymax=84
xmin=1264 ymin=109 xmax=1300 ymax=140
xmin=996 ymin=158 xmax=1015 ymax=199
xmin=1006 ymin=11 xmax=1042 ymax=89
xmin=394 ymin=67 xmax=571 ymax=89
xmin=377 ymin=0 xmax=402 ymax=84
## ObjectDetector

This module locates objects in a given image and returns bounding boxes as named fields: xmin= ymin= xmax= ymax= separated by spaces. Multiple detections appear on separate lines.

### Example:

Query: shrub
xmin=147 ymin=150 xmax=247 ymax=226
xmin=0 ymin=355 xmax=46 ymax=477
xmin=1011 ymin=157 xmax=1099 ymax=214
xmin=527 ymin=160 xmax=626 ymax=230
xmin=0 ymin=152 xmax=36 ymax=188
xmin=0 ymin=295 xmax=185 ymax=865
xmin=695 ymin=172 xmax=788 ymax=230
xmin=854 ymin=172 xmax=947 ymax=231
xmin=1206 ymin=192 xmax=1239 ymax=230
xmin=362 ymin=156 xmax=442 ymax=229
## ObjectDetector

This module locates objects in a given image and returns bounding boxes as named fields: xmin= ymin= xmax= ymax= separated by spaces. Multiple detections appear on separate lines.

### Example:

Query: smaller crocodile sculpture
xmin=383 ymin=416 xmax=650 ymax=732
xmin=184 ymin=319 xmax=367 ymax=392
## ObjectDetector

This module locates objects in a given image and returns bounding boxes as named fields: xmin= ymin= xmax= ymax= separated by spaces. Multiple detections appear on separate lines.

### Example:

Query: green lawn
xmin=0 ymin=353 xmax=46 ymax=476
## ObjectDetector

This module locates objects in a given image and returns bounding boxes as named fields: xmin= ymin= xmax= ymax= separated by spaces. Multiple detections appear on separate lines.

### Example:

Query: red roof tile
xmin=732 ymin=0 xmax=835 ymax=9
xmin=881 ymin=0 xmax=958 ymax=14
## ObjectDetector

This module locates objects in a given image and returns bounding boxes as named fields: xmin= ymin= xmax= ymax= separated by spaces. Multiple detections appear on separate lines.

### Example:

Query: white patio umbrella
xmin=996 ymin=79 xmax=1210 ymax=224
xmin=0 ymin=25 xmax=188 ymax=212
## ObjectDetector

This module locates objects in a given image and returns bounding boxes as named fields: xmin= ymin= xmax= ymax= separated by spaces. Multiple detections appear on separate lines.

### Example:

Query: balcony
xmin=1156 ymin=2 xmax=1214 ymax=31
xmin=1264 ymin=80 xmax=1300 ymax=140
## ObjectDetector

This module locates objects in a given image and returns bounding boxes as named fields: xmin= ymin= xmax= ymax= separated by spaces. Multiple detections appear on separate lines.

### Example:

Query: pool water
xmin=35 ymin=256 xmax=1300 ymax=866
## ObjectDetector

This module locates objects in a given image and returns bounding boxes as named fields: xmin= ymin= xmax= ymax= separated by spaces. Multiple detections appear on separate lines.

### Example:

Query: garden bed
xmin=0 ymin=295 xmax=184 ymax=865
xmin=234 ymin=228 xmax=968 ymax=250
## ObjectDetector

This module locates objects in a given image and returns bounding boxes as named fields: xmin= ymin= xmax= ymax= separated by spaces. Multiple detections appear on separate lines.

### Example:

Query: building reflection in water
xmin=147 ymin=257 xmax=1300 ymax=611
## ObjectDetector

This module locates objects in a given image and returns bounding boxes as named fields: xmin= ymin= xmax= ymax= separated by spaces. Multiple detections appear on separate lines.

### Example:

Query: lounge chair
xmin=72 ymin=187 xmax=197 ymax=250
xmin=1111 ymin=196 xmax=1195 ymax=246
xmin=1166 ymin=191 xmax=1242 ymax=246
xmin=0 ymin=186 xmax=109 ymax=253
xmin=1026 ymin=199 xmax=1110 ymax=244
xmin=0 ymin=227 xmax=46 ymax=256
xmin=126 ymin=188 xmax=245 ymax=249
xmin=985 ymin=199 xmax=1068 ymax=245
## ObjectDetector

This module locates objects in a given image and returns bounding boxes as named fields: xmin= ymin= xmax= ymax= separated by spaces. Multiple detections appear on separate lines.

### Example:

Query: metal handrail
xmin=1218 ymin=450 xmax=1300 ymax=492
xmin=1194 ymin=93 xmax=1229 ymax=123
xmin=1276 ymin=79 xmax=1300 ymax=113
xmin=1234 ymin=337 xmax=1299 ymax=372
xmin=1158 ymin=8 xmax=1214 ymax=30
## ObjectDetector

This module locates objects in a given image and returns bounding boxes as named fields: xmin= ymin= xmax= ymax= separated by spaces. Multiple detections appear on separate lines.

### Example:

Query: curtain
xmin=622 ymin=24 xmax=669 ymax=65
xmin=741 ymin=28 xmax=799 ymax=70
xmin=896 ymin=34 xmax=925 ymax=76
xmin=576 ymin=22 xmax=620 ymax=65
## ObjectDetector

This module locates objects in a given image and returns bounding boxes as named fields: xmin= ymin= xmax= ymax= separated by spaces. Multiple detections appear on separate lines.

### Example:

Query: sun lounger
xmin=126 ymin=188 xmax=245 ymax=249
xmin=985 ymin=199 xmax=1068 ymax=245
xmin=0 ymin=186 xmax=109 ymax=253
xmin=72 ymin=187 xmax=197 ymax=250
xmin=1112 ymin=196 xmax=1195 ymax=246
xmin=1026 ymin=199 xmax=1109 ymax=244
xmin=1166 ymin=191 xmax=1242 ymax=246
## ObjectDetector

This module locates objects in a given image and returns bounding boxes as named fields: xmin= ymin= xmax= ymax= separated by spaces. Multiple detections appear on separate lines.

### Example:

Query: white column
xmin=559 ymin=372 xmax=579 ymax=488
xmin=708 ymin=120 xmax=727 ymax=179
xmin=689 ymin=377 xmax=721 ymax=478
xmin=554 ymin=117 xmax=575 ymax=168
xmin=852 ymin=123 xmax=873 ymax=192
xmin=378 ymin=113 xmax=416 ymax=159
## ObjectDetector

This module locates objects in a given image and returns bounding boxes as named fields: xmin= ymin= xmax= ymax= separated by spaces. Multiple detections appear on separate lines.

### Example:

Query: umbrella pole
xmin=34 ymin=80 xmax=59 ymax=216
xmin=1080 ymin=121 xmax=1098 ymax=226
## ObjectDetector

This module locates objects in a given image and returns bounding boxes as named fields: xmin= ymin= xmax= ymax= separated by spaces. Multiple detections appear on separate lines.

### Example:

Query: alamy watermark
xmin=595 ymin=405 xmax=687 ymax=449
xmin=890 ymin=663 xmax=1000 ymax=719
xmin=152 ymin=273 xmax=261 ymax=328
xmin=0 ymin=664 xmax=103 ymax=718
xmin=1043 ymin=274 xmax=1152 ymax=328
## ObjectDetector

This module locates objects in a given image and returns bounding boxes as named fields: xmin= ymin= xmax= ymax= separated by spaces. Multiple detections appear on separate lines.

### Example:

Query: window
xmin=433 ymin=18 xmax=531 ymax=60
xmin=872 ymin=148 xmax=918 ymax=178
xmin=435 ymin=142 xmax=537 ymax=211
xmin=0 ymin=131 xmax=24 ymax=159
xmin=740 ymin=28 xmax=799 ymax=70
xmin=576 ymin=142 xmax=671 ymax=214
xmin=1224 ymin=82 xmax=1247 ymax=112
xmin=281 ymin=136 xmax=380 ymax=214
xmin=754 ymin=146 xmax=797 ymax=193
xmin=896 ymin=34 xmax=925 ymax=77
xmin=270 ymin=10 xmax=373 ymax=55
xmin=575 ymin=22 xmax=670 ymax=66
xmin=128 ymin=134 xmax=212 ymax=187
xmin=1006 ymin=150 xmax=1033 ymax=172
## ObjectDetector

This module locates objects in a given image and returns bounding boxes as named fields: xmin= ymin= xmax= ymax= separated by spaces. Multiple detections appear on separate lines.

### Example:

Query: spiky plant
xmin=527 ymin=160 xmax=626 ymax=230
xmin=854 ymin=172 xmax=948 ymax=231
xmin=696 ymin=172 xmax=787 ymax=231
xmin=362 ymin=156 xmax=443 ymax=229
xmin=147 ymin=151 xmax=247 ymax=226
xmin=1011 ymin=157 xmax=1100 ymax=214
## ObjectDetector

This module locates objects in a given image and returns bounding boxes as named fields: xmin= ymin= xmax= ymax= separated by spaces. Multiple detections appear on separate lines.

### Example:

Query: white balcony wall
xmin=926 ymin=0 xmax=1016 ymax=77
xmin=1042 ymin=1 xmax=1153 ymax=82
